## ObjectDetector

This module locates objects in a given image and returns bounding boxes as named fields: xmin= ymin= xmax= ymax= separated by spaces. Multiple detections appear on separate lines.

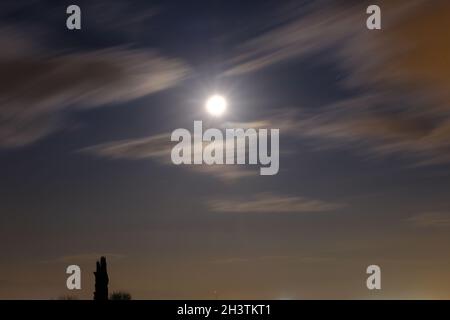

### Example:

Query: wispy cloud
xmin=407 ymin=212 xmax=450 ymax=228
xmin=222 ymin=0 xmax=450 ymax=166
xmin=80 ymin=134 xmax=173 ymax=160
xmin=0 ymin=27 xmax=190 ymax=147
xmin=80 ymin=130 xmax=260 ymax=181
xmin=209 ymin=255 xmax=334 ymax=265
xmin=223 ymin=1 xmax=424 ymax=77
xmin=223 ymin=3 xmax=352 ymax=76
xmin=208 ymin=192 xmax=342 ymax=213
xmin=40 ymin=253 xmax=126 ymax=264
xmin=290 ymin=97 xmax=450 ymax=165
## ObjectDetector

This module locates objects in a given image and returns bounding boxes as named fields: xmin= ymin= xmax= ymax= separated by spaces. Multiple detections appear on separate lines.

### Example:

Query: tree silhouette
xmin=93 ymin=256 xmax=109 ymax=300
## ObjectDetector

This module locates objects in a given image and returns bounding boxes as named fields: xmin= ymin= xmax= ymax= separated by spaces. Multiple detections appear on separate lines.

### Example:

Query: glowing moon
xmin=205 ymin=95 xmax=227 ymax=117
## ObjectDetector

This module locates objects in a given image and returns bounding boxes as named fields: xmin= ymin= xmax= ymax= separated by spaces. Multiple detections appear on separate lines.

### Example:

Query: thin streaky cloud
xmin=208 ymin=192 xmax=343 ymax=213
xmin=221 ymin=1 xmax=450 ymax=167
xmin=80 ymin=130 xmax=260 ymax=181
xmin=39 ymin=253 xmax=126 ymax=264
xmin=407 ymin=212 xmax=450 ymax=228
xmin=209 ymin=255 xmax=334 ymax=265
xmin=0 ymin=27 xmax=190 ymax=147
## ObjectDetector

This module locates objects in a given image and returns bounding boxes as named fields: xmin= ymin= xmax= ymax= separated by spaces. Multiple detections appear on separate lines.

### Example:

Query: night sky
xmin=1 ymin=0 xmax=450 ymax=299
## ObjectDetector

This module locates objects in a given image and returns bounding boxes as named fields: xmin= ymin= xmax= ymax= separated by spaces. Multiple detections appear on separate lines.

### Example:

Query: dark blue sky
xmin=0 ymin=0 xmax=450 ymax=299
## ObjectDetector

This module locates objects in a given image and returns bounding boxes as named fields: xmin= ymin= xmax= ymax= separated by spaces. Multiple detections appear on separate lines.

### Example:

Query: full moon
xmin=205 ymin=95 xmax=227 ymax=117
